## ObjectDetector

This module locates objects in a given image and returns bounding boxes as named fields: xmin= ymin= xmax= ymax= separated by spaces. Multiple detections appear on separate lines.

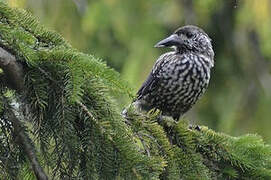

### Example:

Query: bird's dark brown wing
xmin=136 ymin=72 xmax=159 ymax=100
xmin=136 ymin=52 xmax=171 ymax=100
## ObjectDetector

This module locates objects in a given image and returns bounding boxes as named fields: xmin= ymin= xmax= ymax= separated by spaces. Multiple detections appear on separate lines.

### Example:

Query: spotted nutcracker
xmin=133 ymin=25 xmax=214 ymax=120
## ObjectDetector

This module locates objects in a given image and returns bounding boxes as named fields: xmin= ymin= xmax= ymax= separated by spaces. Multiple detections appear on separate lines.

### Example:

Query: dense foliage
xmin=1 ymin=1 xmax=271 ymax=179
xmin=9 ymin=0 xmax=271 ymax=142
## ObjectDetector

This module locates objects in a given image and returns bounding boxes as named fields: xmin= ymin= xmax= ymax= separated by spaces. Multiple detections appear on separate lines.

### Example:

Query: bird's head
xmin=155 ymin=25 xmax=214 ymax=60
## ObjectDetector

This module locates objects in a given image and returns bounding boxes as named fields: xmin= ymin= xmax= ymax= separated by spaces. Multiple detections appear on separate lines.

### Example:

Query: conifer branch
xmin=0 ymin=47 xmax=48 ymax=179
xmin=76 ymin=100 xmax=107 ymax=134
xmin=76 ymin=101 xmax=96 ymax=122
xmin=1 ymin=2 xmax=271 ymax=179
xmin=5 ymin=104 xmax=48 ymax=180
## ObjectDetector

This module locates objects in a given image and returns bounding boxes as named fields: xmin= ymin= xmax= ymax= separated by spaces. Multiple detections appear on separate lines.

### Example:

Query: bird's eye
xmin=186 ymin=32 xmax=194 ymax=38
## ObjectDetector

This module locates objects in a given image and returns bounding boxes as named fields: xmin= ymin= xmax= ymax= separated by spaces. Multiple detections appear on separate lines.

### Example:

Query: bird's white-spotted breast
xmin=143 ymin=51 xmax=211 ymax=119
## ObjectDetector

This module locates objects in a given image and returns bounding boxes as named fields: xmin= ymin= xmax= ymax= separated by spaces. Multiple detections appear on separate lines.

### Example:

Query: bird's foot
xmin=188 ymin=124 xmax=201 ymax=131
xmin=195 ymin=125 xmax=201 ymax=131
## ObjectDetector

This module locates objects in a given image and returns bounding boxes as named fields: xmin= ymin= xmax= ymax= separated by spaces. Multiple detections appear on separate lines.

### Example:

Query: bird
xmin=133 ymin=25 xmax=214 ymax=121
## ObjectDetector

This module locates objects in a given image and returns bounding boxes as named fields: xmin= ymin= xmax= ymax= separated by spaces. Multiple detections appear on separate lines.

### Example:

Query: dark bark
xmin=0 ymin=47 xmax=24 ymax=91
xmin=0 ymin=47 xmax=48 ymax=180
xmin=5 ymin=106 xmax=48 ymax=180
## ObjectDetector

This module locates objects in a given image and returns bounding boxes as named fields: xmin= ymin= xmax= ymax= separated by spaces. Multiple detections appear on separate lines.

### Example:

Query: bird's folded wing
xmin=136 ymin=72 xmax=159 ymax=100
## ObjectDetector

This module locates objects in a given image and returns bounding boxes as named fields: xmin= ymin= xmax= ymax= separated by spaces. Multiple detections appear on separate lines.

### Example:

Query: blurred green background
xmin=7 ymin=0 xmax=271 ymax=142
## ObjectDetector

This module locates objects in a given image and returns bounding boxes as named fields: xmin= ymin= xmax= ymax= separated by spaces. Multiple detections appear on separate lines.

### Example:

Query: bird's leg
xmin=157 ymin=113 xmax=163 ymax=124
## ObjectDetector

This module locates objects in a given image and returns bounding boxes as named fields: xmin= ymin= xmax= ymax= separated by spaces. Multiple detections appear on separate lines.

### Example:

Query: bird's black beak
xmin=154 ymin=34 xmax=181 ymax=48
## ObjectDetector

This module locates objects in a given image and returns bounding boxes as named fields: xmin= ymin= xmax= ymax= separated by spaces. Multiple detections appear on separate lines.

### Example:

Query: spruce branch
xmin=0 ymin=47 xmax=48 ymax=180
xmin=76 ymin=100 xmax=107 ymax=134
xmin=4 ymin=103 xmax=48 ymax=180
xmin=1 ymin=2 xmax=271 ymax=179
